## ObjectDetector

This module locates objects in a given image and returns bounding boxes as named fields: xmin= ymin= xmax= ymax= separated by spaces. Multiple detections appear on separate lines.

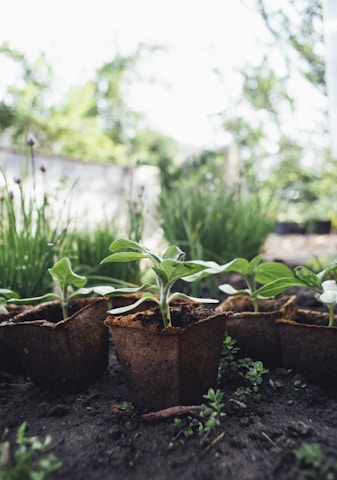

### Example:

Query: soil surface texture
xmin=1 ymin=291 xmax=337 ymax=480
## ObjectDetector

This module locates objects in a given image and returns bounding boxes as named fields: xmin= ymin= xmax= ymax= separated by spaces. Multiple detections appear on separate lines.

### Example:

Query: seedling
xmin=219 ymin=335 xmax=241 ymax=380
xmin=0 ymin=289 xmax=20 ymax=314
xmin=268 ymin=378 xmax=283 ymax=391
xmin=217 ymin=255 xmax=293 ymax=312
xmin=296 ymin=443 xmax=337 ymax=479
xmin=100 ymin=238 xmax=219 ymax=328
xmin=0 ymin=422 xmax=61 ymax=479
xmin=254 ymin=261 xmax=337 ymax=326
xmin=174 ymin=388 xmax=225 ymax=439
xmin=219 ymin=336 xmax=269 ymax=401
xmin=8 ymin=257 xmax=113 ymax=319
xmin=234 ymin=359 xmax=269 ymax=402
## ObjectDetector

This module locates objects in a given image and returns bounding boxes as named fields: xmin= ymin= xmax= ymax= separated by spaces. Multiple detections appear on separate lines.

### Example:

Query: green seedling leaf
xmin=160 ymin=259 xmax=211 ymax=285
xmin=180 ymin=260 xmax=223 ymax=282
xmin=294 ymin=266 xmax=322 ymax=290
xmin=253 ymin=277 xmax=308 ymax=299
xmin=247 ymin=255 xmax=262 ymax=274
xmin=163 ymin=245 xmax=185 ymax=261
xmin=168 ymin=292 xmax=219 ymax=304
xmin=106 ymin=238 xmax=161 ymax=264
xmin=107 ymin=292 xmax=158 ymax=315
xmin=48 ymin=257 xmax=87 ymax=290
xmin=219 ymin=284 xmax=250 ymax=296
xmin=322 ymin=261 xmax=337 ymax=279
xmin=223 ymin=257 xmax=251 ymax=275
xmin=0 ymin=288 xmax=20 ymax=299
xmin=101 ymin=251 xmax=148 ymax=263
xmin=9 ymin=293 xmax=60 ymax=304
xmin=108 ymin=238 xmax=145 ymax=253
xmin=0 ymin=297 xmax=8 ymax=314
xmin=102 ymin=283 xmax=158 ymax=297
xmin=255 ymin=262 xmax=294 ymax=284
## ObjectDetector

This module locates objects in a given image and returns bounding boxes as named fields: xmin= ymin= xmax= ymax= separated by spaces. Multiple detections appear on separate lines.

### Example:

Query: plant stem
xmin=160 ymin=286 xmax=171 ymax=328
xmin=247 ymin=276 xmax=259 ymax=312
xmin=61 ymin=286 xmax=68 ymax=320
xmin=252 ymin=297 xmax=259 ymax=313
xmin=327 ymin=303 xmax=335 ymax=327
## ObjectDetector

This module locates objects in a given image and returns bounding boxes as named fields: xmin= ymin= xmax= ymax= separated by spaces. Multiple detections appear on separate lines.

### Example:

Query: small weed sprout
xmin=219 ymin=335 xmax=269 ymax=402
xmin=219 ymin=335 xmax=241 ymax=380
xmin=294 ymin=378 xmax=307 ymax=391
xmin=296 ymin=443 xmax=337 ymax=479
xmin=0 ymin=422 xmax=61 ymax=479
xmin=121 ymin=401 xmax=134 ymax=413
xmin=234 ymin=360 xmax=269 ymax=402
xmin=268 ymin=378 xmax=283 ymax=391
xmin=174 ymin=388 xmax=225 ymax=440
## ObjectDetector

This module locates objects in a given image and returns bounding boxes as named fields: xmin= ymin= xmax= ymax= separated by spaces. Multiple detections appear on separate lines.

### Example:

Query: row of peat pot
xmin=219 ymin=295 xmax=336 ymax=388
xmin=0 ymin=294 xmax=335 ymax=411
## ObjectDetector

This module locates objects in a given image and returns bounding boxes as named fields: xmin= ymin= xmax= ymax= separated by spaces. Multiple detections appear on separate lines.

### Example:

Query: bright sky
xmin=1 ymin=1 xmax=270 ymax=147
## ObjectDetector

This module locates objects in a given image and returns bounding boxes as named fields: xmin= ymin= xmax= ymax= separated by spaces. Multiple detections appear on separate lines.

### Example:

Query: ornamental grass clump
xmin=0 ymin=134 xmax=72 ymax=297
xmin=100 ymin=238 xmax=220 ymax=328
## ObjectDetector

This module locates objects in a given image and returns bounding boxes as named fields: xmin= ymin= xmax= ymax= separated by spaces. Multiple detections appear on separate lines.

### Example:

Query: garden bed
xmin=1 ymin=289 xmax=337 ymax=479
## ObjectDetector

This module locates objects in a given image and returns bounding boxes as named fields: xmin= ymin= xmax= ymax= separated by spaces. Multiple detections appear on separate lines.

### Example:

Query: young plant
xmin=174 ymin=388 xmax=225 ymax=439
xmin=296 ymin=443 xmax=337 ymax=479
xmin=219 ymin=335 xmax=268 ymax=401
xmin=8 ymin=257 xmax=112 ymax=319
xmin=100 ymin=238 xmax=219 ymax=328
xmin=234 ymin=359 xmax=269 ymax=402
xmin=0 ymin=422 xmax=62 ymax=479
xmin=219 ymin=335 xmax=241 ymax=380
xmin=217 ymin=255 xmax=294 ymax=312
xmin=0 ymin=289 xmax=19 ymax=314
xmin=254 ymin=261 xmax=337 ymax=326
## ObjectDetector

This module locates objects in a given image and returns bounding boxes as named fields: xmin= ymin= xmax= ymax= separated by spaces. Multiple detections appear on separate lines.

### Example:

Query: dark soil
xmin=1 ymin=291 xmax=337 ymax=480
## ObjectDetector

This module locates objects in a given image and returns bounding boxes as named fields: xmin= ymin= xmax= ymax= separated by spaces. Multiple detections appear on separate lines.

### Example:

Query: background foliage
xmin=0 ymin=0 xmax=336 ymax=296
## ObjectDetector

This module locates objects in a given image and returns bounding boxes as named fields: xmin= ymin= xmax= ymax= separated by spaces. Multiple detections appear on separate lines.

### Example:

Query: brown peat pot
xmin=277 ymin=309 xmax=337 ymax=387
xmin=0 ymin=304 xmax=32 ymax=374
xmin=0 ymin=298 xmax=109 ymax=392
xmin=105 ymin=304 xmax=228 ymax=411
xmin=217 ymin=295 xmax=296 ymax=368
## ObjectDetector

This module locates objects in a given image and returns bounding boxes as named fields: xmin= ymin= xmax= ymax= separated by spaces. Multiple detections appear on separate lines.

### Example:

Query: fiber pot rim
xmin=104 ymin=304 xmax=227 ymax=334
xmin=1 ymin=298 xmax=103 ymax=329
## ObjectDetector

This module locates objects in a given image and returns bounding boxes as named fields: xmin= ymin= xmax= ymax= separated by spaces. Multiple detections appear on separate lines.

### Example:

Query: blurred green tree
xmin=215 ymin=0 xmax=331 ymax=209
xmin=0 ymin=42 xmax=176 ymax=165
